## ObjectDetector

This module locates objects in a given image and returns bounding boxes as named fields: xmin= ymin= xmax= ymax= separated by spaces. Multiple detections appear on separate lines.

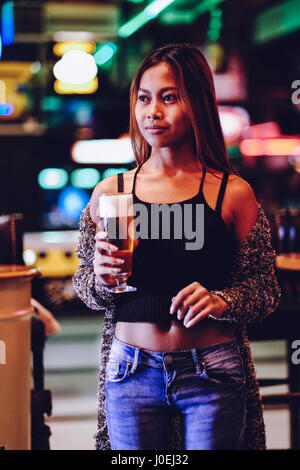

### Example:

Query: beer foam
xmin=99 ymin=194 xmax=133 ymax=218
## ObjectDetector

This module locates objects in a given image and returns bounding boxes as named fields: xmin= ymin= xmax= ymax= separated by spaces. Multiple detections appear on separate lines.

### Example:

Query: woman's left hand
xmin=170 ymin=282 xmax=228 ymax=327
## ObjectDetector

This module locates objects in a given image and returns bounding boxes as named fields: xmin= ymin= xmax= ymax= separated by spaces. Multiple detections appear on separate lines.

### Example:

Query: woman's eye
xmin=137 ymin=94 xmax=177 ymax=103
xmin=138 ymin=95 xmax=149 ymax=102
xmin=163 ymin=94 xmax=177 ymax=102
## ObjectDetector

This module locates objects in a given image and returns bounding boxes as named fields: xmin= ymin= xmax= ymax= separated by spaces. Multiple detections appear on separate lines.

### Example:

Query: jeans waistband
xmin=110 ymin=334 xmax=240 ymax=375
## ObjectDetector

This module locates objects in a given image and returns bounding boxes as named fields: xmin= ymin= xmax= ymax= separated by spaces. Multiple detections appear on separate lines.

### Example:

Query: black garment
xmin=113 ymin=163 xmax=238 ymax=325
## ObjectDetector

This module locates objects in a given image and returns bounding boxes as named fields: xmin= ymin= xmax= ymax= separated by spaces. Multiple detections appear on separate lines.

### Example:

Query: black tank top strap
xmin=132 ymin=162 xmax=144 ymax=195
xmin=215 ymin=172 xmax=229 ymax=215
xmin=117 ymin=172 xmax=124 ymax=193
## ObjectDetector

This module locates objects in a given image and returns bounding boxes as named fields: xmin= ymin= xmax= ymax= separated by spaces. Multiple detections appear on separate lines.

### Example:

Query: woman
xmin=73 ymin=43 xmax=281 ymax=450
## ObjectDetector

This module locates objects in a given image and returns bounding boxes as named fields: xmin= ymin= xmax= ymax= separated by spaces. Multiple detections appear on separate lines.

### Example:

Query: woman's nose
xmin=147 ymin=106 xmax=163 ymax=119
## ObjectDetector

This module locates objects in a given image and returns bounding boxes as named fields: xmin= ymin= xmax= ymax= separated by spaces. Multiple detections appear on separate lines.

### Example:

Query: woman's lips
xmin=146 ymin=128 xmax=167 ymax=134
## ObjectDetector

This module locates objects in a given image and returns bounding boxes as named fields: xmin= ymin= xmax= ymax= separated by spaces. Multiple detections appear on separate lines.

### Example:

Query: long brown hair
xmin=129 ymin=43 xmax=240 ymax=178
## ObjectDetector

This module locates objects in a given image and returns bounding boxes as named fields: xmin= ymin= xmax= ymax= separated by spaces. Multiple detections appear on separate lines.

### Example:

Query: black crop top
xmin=113 ymin=162 xmax=238 ymax=325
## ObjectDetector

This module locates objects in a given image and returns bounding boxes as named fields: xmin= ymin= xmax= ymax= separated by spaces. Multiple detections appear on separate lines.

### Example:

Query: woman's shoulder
xmin=89 ymin=170 xmax=137 ymax=223
xmin=89 ymin=174 xmax=118 ymax=224
xmin=223 ymin=173 xmax=259 ymax=246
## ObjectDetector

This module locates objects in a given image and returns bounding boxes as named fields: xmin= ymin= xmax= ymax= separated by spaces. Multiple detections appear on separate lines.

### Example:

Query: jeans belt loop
xmin=191 ymin=348 xmax=203 ymax=374
xmin=130 ymin=346 xmax=140 ymax=374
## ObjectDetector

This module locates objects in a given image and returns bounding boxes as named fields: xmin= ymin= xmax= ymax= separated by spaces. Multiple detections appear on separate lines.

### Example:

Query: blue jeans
xmin=105 ymin=334 xmax=246 ymax=450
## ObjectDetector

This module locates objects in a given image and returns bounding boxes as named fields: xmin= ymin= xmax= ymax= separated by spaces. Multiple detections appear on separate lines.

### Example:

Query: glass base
xmin=108 ymin=285 xmax=137 ymax=294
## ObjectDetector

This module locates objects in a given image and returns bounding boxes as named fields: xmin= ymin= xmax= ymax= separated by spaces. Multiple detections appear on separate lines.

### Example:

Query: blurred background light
xmin=53 ymin=42 xmax=96 ymax=56
xmin=1 ymin=1 xmax=14 ymax=46
xmin=145 ymin=0 xmax=175 ymax=18
xmin=53 ymin=31 xmax=95 ymax=42
xmin=219 ymin=106 xmax=250 ymax=144
xmin=53 ymin=50 xmax=98 ymax=85
xmin=240 ymin=138 xmax=300 ymax=157
xmin=0 ymin=34 xmax=2 ymax=59
xmin=71 ymin=137 xmax=135 ymax=164
xmin=30 ymin=61 xmax=41 ymax=74
xmin=70 ymin=168 xmax=101 ymax=189
xmin=54 ymin=77 xmax=98 ymax=95
xmin=0 ymin=103 xmax=14 ymax=115
xmin=23 ymin=249 xmax=37 ymax=266
xmin=119 ymin=0 xmax=175 ymax=37
xmin=102 ymin=168 xmax=128 ymax=179
xmin=289 ymin=146 xmax=300 ymax=173
xmin=242 ymin=121 xmax=281 ymax=140
xmin=57 ymin=186 xmax=89 ymax=222
xmin=38 ymin=168 xmax=69 ymax=190
xmin=94 ymin=43 xmax=117 ymax=66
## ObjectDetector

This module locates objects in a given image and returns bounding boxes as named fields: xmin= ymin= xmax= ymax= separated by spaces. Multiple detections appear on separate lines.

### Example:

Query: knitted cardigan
xmin=73 ymin=202 xmax=281 ymax=450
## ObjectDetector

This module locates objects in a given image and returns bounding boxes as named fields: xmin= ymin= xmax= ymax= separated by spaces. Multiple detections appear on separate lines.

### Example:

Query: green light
xmin=207 ymin=30 xmax=220 ymax=41
xmin=195 ymin=0 xmax=224 ymax=15
xmin=119 ymin=11 xmax=150 ymax=38
xmin=119 ymin=0 xmax=175 ymax=38
xmin=253 ymin=0 xmax=300 ymax=43
xmin=94 ymin=43 xmax=117 ymax=66
xmin=207 ymin=4 xmax=223 ymax=42
xmin=38 ymin=168 xmax=68 ymax=190
xmin=160 ymin=10 xmax=196 ymax=25
xmin=71 ymin=168 xmax=101 ymax=189
xmin=102 ymin=168 xmax=128 ymax=179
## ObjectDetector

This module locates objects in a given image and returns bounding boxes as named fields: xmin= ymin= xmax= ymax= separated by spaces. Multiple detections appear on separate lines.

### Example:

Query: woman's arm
xmin=208 ymin=203 xmax=281 ymax=325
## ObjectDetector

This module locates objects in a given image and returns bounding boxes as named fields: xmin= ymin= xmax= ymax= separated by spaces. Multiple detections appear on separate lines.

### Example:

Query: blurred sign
xmin=0 ymin=62 xmax=32 ymax=119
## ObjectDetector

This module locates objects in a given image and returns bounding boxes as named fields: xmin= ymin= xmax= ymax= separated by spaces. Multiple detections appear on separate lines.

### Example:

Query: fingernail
xmin=170 ymin=305 xmax=174 ymax=314
xmin=113 ymin=268 xmax=120 ymax=273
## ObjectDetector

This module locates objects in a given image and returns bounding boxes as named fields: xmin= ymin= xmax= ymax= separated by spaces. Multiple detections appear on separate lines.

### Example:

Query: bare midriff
xmin=115 ymin=318 xmax=236 ymax=352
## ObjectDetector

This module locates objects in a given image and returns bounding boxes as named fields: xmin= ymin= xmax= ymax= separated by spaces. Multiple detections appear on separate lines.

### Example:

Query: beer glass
xmin=99 ymin=193 xmax=137 ymax=293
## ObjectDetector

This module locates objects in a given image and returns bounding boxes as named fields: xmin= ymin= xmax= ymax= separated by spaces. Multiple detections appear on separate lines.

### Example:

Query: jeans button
xmin=164 ymin=355 xmax=173 ymax=364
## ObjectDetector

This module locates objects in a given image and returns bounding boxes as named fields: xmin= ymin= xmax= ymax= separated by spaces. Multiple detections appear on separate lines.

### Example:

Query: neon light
xmin=53 ymin=51 xmax=97 ymax=85
xmin=242 ymin=121 xmax=281 ymax=139
xmin=218 ymin=106 xmax=249 ymax=144
xmin=160 ymin=11 xmax=196 ymax=25
xmin=1 ymin=1 xmax=14 ymax=46
xmin=30 ymin=61 xmax=41 ymax=74
xmin=0 ymin=103 xmax=14 ymax=115
xmin=102 ymin=168 xmax=128 ymax=179
xmin=23 ymin=249 xmax=37 ymax=266
xmin=94 ymin=43 xmax=117 ymax=66
xmin=254 ymin=0 xmax=300 ymax=43
xmin=144 ymin=0 xmax=174 ymax=18
xmin=0 ymin=80 xmax=6 ymax=103
xmin=71 ymin=138 xmax=135 ymax=164
xmin=54 ymin=77 xmax=98 ymax=95
xmin=240 ymin=138 xmax=300 ymax=156
xmin=53 ymin=32 xmax=95 ymax=42
xmin=70 ymin=168 xmax=101 ymax=189
xmin=195 ymin=0 xmax=224 ymax=15
xmin=57 ymin=186 xmax=89 ymax=220
xmin=38 ymin=168 xmax=68 ymax=190
xmin=53 ymin=42 xmax=96 ymax=56
xmin=119 ymin=0 xmax=175 ymax=37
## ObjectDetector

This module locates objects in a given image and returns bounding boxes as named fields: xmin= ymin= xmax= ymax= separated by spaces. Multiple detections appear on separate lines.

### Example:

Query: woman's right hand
xmin=93 ymin=230 xmax=124 ymax=286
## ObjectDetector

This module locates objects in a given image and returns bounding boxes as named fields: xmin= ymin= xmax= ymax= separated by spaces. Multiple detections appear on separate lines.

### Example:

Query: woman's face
xmin=135 ymin=62 xmax=192 ymax=148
